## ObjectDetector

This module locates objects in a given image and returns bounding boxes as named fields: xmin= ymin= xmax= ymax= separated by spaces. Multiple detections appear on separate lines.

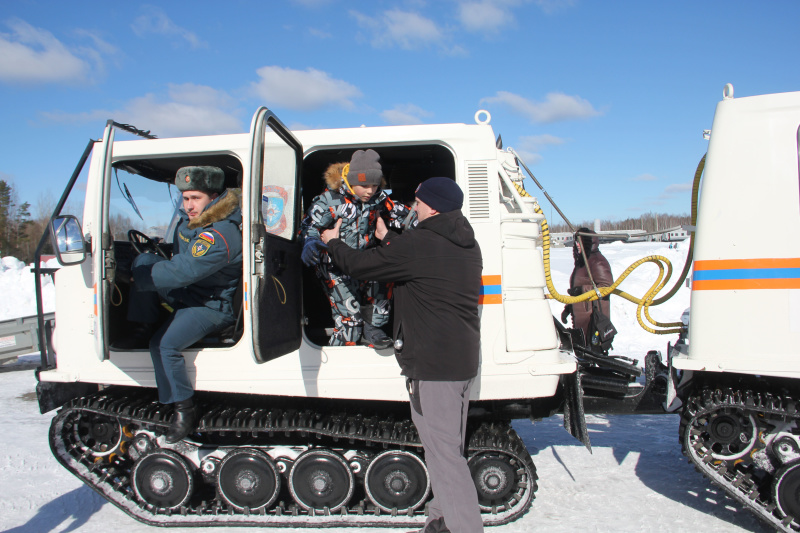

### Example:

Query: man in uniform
xmin=321 ymin=177 xmax=483 ymax=533
xmin=121 ymin=166 xmax=242 ymax=443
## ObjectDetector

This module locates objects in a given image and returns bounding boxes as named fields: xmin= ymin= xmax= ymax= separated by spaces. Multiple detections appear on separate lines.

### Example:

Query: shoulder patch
xmin=191 ymin=239 xmax=213 ymax=257
xmin=198 ymin=231 xmax=215 ymax=244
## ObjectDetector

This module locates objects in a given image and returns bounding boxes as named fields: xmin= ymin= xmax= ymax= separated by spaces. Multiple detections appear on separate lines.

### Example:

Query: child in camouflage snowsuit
xmin=301 ymin=149 xmax=415 ymax=347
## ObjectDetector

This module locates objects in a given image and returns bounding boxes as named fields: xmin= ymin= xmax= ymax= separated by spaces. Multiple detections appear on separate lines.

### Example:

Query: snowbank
xmin=0 ymin=256 xmax=58 ymax=321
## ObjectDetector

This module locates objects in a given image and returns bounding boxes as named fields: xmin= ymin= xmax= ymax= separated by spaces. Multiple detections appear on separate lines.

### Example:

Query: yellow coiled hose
xmin=511 ymin=155 xmax=705 ymax=335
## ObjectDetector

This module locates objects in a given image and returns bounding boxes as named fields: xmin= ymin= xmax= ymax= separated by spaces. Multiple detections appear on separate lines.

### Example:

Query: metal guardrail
xmin=0 ymin=313 xmax=53 ymax=364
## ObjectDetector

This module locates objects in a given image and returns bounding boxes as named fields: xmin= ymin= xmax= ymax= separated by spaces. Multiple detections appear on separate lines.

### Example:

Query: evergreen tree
xmin=0 ymin=181 xmax=34 ymax=261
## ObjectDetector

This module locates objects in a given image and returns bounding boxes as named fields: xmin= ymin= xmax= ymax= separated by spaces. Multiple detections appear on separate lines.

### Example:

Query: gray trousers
xmin=409 ymin=378 xmax=483 ymax=533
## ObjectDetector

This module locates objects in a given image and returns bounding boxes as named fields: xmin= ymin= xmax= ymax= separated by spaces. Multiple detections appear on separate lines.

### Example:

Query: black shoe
xmin=360 ymin=323 xmax=393 ymax=349
xmin=113 ymin=322 xmax=156 ymax=350
xmin=165 ymin=399 xmax=196 ymax=443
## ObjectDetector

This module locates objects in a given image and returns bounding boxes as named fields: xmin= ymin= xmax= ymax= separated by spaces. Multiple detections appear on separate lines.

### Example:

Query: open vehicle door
xmin=249 ymin=108 xmax=304 ymax=363
xmin=91 ymin=121 xmax=117 ymax=360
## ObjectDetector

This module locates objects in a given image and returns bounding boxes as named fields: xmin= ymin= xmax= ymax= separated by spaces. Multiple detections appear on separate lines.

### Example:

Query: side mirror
xmin=50 ymin=215 xmax=87 ymax=266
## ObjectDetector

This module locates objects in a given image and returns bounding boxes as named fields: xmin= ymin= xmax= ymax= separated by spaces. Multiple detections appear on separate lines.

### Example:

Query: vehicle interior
xmin=108 ymin=154 xmax=244 ymax=350
xmin=299 ymin=144 xmax=456 ymax=346
xmin=105 ymin=143 xmax=457 ymax=351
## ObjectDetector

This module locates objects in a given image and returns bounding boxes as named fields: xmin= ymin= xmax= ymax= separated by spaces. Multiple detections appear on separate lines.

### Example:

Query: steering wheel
xmin=128 ymin=229 xmax=169 ymax=259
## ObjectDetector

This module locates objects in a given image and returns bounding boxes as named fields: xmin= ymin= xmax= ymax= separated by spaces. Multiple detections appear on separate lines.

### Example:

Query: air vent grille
xmin=467 ymin=162 xmax=490 ymax=219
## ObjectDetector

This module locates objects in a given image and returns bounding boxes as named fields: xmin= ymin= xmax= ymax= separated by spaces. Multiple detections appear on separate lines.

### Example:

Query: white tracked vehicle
xmin=33 ymin=86 xmax=800 ymax=531
xmin=35 ymin=108 xmax=584 ymax=528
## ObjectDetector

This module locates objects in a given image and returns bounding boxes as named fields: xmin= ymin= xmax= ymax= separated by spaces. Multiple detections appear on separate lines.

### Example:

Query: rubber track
xmin=680 ymin=387 xmax=800 ymax=532
xmin=49 ymin=387 xmax=538 ymax=527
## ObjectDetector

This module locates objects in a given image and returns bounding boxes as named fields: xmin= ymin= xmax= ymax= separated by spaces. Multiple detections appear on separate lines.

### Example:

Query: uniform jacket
xmin=301 ymin=162 xmax=414 ymax=257
xmin=568 ymin=234 xmax=613 ymax=342
xmin=134 ymin=189 xmax=243 ymax=317
xmin=328 ymin=210 xmax=482 ymax=381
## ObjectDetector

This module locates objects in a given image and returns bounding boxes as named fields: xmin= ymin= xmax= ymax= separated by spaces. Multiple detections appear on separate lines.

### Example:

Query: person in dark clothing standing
xmin=120 ymin=166 xmax=243 ymax=443
xmin=321 ymin=177 xmax=483 ymax=533
xmin=561 ymin=227 xmax=614 ymax=345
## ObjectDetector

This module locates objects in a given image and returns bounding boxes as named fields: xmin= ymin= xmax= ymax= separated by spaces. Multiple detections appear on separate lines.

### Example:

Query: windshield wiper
xmin=115 ymin=168 xmax=144 ymax=221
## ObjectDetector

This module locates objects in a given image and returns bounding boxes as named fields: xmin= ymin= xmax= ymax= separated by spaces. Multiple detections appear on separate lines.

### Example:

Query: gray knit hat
xmin=175 ymin=166 xmax=225 ymax=194
xmin=347 ymin=149 xmax=383 ymax=186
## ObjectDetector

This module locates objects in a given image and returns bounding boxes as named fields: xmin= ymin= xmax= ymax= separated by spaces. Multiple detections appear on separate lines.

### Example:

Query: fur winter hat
xmin=176 ymin=166 xmax=225 ymax=194
xmin=415 ymin=177 xmax=463 ymax=213
xmin=347 ymin=149 xmax=383 ymax=186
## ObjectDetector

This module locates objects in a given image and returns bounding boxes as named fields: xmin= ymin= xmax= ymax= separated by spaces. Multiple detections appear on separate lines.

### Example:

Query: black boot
xmin=360 ymin=323 xmax=393 ymax=349
xmin=165 ymin=398 xmax=196 ymax=444
xmin=113 ymin=322 xmax=156 ymax=350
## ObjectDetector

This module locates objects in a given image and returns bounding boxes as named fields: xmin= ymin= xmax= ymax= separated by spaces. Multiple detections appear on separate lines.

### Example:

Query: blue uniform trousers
xmin=128 ymin=253 xmax=234 ymax=404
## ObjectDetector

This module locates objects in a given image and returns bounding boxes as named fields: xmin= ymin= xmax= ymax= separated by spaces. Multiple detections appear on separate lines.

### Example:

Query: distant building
xmin=550 ymin=233 xmax=573 ymax=247
xmin=550 ymin=229 xmax=652 ymax=246
xmin=661 ymin=228 xmax=689 ymax=242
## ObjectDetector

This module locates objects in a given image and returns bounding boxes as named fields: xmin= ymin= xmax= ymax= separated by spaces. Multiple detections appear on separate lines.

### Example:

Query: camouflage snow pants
xmin=315 ymin=260 xmax=391 ymax=346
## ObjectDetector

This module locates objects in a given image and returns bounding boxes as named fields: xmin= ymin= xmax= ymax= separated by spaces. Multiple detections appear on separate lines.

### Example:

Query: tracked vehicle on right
xmin=666 ymin=85 xmax=800 ymax=532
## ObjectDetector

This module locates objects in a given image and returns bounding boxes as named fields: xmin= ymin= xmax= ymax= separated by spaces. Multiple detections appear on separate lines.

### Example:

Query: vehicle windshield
xmin=109 ymin=166 xmax=180 ymax=242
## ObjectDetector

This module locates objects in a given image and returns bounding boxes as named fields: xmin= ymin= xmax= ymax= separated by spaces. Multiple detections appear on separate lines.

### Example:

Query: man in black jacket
xmin=321 ymin=177 xmax=483 ymax=533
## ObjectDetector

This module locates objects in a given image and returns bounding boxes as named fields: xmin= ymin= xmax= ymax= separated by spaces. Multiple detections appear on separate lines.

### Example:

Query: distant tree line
xmin=550 ymin=212 xmax=692 ymax=235
xmin=0 ymin=179 xmax=152 ymax=263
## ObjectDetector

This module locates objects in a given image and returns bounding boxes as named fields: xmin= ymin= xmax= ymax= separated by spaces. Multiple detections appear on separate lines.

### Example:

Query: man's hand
xmin=560 ymin=304 xmax=572 ymax=324
xmin=375 ymin=217 xmax=388 ymax=241
xmin=320 ymin=219 xmax=343 ymax=245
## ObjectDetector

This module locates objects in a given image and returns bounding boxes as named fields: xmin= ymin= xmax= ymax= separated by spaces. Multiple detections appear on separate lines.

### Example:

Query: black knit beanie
xmin=415 ymin=177 xmax=463 ymax=213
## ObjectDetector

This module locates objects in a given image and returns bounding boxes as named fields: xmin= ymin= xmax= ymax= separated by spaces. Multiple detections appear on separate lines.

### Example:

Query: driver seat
xmin=198 ymin=277 xmax=244 ymax=346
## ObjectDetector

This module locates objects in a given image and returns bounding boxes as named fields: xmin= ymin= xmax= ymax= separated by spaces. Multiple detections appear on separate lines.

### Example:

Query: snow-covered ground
xmin=0 ymin=243 xmax=771 ymax=532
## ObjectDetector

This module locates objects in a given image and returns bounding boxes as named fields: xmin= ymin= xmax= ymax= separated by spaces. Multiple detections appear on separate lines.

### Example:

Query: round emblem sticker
xmin=262 ymin=185 xmax=289 ymax=236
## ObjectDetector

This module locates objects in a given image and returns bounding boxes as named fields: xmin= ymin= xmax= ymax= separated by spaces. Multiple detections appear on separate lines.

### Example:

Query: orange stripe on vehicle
xmin=694 ymin=258 xmax=800 ymax=270
xmin=479 ymin=294 xmax=503 ymax=305
xmin=482 ymin=275 xmax=501 ymax=285
xmin=693 ymin=278 xmax=800 ymax=291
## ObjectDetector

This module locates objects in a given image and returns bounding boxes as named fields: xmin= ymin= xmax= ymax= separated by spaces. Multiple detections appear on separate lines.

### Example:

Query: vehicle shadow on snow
xmin=4 ymin=485 xmax=106 ymax=533
xmin=515 ymin=414 xmax=771 ymax=533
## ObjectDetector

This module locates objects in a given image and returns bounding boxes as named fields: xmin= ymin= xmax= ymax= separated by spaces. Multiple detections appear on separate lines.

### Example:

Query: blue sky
xmin=1 ymin=0 xmax=798 ymax=224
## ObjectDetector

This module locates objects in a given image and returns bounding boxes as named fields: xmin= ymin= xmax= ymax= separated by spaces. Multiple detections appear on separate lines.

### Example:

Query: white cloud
xmin=481 ymin=91 xmax=601 ymax=123
xmin=250 ymin=65 xmax=362 ymax=111
xmin=518 ymin=133 xmax=565 ymax=151
xmin=381 ymin=104 xmax=432 ymax=125
xmin=457 ymin=0 xmax=574 ymax=33
xmin=308 ymin=27 xmax=332 ymax=39
xmin=41 ymin=83 xmax=244 ymax=137
xmin=0 ymin=19 xmax=98 ymax=84
xmin=131 ymin=6 xmax=206 ymax=49
xmin=632 ymin=173 xmax=658 ymax=182
xmin=659 ymin=182 xmax=692 ymax=199
xmin=458 ymin=1 xmax=518 ymax=33
xmin=511 ymin=150 xmax=543 ymax=165
xmin=511 ymin=133 xmax=565 ymax=165
xmin=351 ymin=9 xmax=444 ymax=50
